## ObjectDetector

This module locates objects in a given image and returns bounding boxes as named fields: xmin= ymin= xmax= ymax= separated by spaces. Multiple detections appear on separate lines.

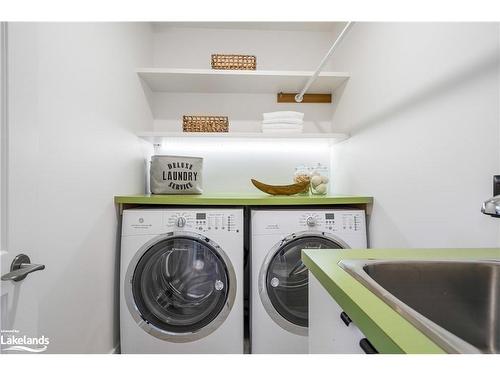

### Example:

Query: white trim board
xmin=137 ymin=68 xmax=350 ymax=94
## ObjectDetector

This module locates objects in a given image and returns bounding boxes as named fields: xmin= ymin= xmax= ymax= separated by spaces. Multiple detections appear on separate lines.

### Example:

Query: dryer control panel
xmin=252 ymin=209 xmax=366 ymax=236
xmin=299 ymin=212 xmax=364 ymax=233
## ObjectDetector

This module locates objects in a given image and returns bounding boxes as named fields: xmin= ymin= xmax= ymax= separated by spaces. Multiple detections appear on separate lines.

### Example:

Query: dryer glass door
xmin=131 ymin=236 xmax=230 ymax=336
xmin=266 ymin=236 xmax=342 ymax=328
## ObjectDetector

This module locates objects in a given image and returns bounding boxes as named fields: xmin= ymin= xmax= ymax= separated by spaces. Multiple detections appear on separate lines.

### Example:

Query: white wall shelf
xmin=137 ymin=68 xmax=350 ymax=94
xmin=137 ymin=131 xmax=349 ymax=144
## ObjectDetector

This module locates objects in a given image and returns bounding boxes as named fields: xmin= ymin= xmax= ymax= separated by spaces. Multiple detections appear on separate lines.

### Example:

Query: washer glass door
xmin=130 ymin=235 xmax=231 ymax=341
xmin=265 ymin=235 xmax=343 ymax=330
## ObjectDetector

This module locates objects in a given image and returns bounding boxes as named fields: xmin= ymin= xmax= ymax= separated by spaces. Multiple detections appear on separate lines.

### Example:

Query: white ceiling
xmin=152 ymin=22 xmax=345 ymax=33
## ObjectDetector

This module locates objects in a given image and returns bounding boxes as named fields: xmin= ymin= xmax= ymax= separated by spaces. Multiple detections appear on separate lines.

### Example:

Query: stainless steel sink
xmin=339 ymin=259 xmax=500 ymax=353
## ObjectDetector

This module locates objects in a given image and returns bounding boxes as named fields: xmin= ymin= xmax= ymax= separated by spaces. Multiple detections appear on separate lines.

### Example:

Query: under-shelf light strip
xmin=158 ymin=137 xmax=333 ymax=153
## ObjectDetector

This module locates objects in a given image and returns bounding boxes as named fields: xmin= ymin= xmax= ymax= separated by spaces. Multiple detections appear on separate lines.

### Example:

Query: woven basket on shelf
xmin=182 ymin=115 xmax=229 ymax=132
xmin=211 ymin=54 xmax=256 ymax=70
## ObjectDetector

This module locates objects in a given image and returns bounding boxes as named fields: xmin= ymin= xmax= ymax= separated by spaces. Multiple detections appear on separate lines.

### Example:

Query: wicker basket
xmin=211 ymin=54 xmax=256 ymax=70
xmin=182 ymin=115 xmax=229 ymax=132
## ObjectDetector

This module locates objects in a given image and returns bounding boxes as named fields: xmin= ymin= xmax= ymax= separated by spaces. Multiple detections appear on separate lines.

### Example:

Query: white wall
xmin=329 ymin=23 xmax=500 ymax=248
xmin=8 ymin=23 xmax=153 ymax=353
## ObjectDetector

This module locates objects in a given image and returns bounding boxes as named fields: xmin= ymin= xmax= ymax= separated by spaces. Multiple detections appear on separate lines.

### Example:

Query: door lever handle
xmin=1 ymin=254 xmax=45 ymax=282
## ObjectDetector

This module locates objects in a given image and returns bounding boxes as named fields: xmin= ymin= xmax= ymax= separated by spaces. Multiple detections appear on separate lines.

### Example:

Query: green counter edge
xmin=114 ymin=194 xmax=374 ymax=206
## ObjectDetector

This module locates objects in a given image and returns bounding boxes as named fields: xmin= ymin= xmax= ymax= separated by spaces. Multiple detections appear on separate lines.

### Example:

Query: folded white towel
xmin=262 ymin=123 xmax=303 ymax=130
xmin=262 ymin=128 xmax=303 ymax=133
xmin=262 ymin=118 xmax=303 ymax=125
xmin=263 ymin=111 xmax=304 ymax=121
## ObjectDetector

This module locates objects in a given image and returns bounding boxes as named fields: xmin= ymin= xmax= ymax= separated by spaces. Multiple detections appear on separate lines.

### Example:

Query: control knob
xmin=176 ymin=217 xmax=186 ymax=228
xmin=306 ymin=216 xmax=316 ymax=227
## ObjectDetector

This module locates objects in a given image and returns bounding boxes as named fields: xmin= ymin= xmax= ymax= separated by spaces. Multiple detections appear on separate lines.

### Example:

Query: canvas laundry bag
xmin=150 ymin=155 xmax=203 ymax=194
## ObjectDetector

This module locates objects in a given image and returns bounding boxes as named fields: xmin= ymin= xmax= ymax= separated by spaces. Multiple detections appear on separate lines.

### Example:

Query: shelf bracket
xmin=277 ymin=92 xmax=331 ymax=103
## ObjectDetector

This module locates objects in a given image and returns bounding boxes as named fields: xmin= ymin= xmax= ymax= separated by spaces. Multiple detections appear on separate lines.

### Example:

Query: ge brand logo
xmin=138 ymin=218 xmax=144 ymax=223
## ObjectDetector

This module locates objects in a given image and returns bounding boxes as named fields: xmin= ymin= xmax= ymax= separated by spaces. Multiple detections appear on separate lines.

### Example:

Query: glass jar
xmin=310 ymin=162 xmax=329 ymax=195
xmin=293 ymin=165 xmax=311 ymax=196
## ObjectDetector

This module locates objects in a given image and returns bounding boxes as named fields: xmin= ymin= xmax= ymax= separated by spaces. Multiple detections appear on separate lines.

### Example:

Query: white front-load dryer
xmin=250 ymin=209 xmax=367 ymax=354
xmin=120 ymin=208 xmax=243 ymax=353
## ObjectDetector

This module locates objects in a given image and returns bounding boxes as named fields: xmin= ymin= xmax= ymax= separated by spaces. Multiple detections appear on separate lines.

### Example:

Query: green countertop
xmin=302 ymin=248 xmax=500 ymax=354
xmin=114 ymin=194 xmax=373 ymax=206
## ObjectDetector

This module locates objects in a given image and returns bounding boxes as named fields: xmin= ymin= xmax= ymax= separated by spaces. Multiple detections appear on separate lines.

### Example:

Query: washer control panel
xmin=165 ymin=211 xmax=240 ymax=233
xmin=122 ymin=209 xmax=243 ymax=236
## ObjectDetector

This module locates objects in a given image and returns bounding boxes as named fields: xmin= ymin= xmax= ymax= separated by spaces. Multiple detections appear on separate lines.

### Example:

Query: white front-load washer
xmin=250 ymin=208 xmax=367 ymax=354
xmin=120 ymin=208 xmax=244 ymax=354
